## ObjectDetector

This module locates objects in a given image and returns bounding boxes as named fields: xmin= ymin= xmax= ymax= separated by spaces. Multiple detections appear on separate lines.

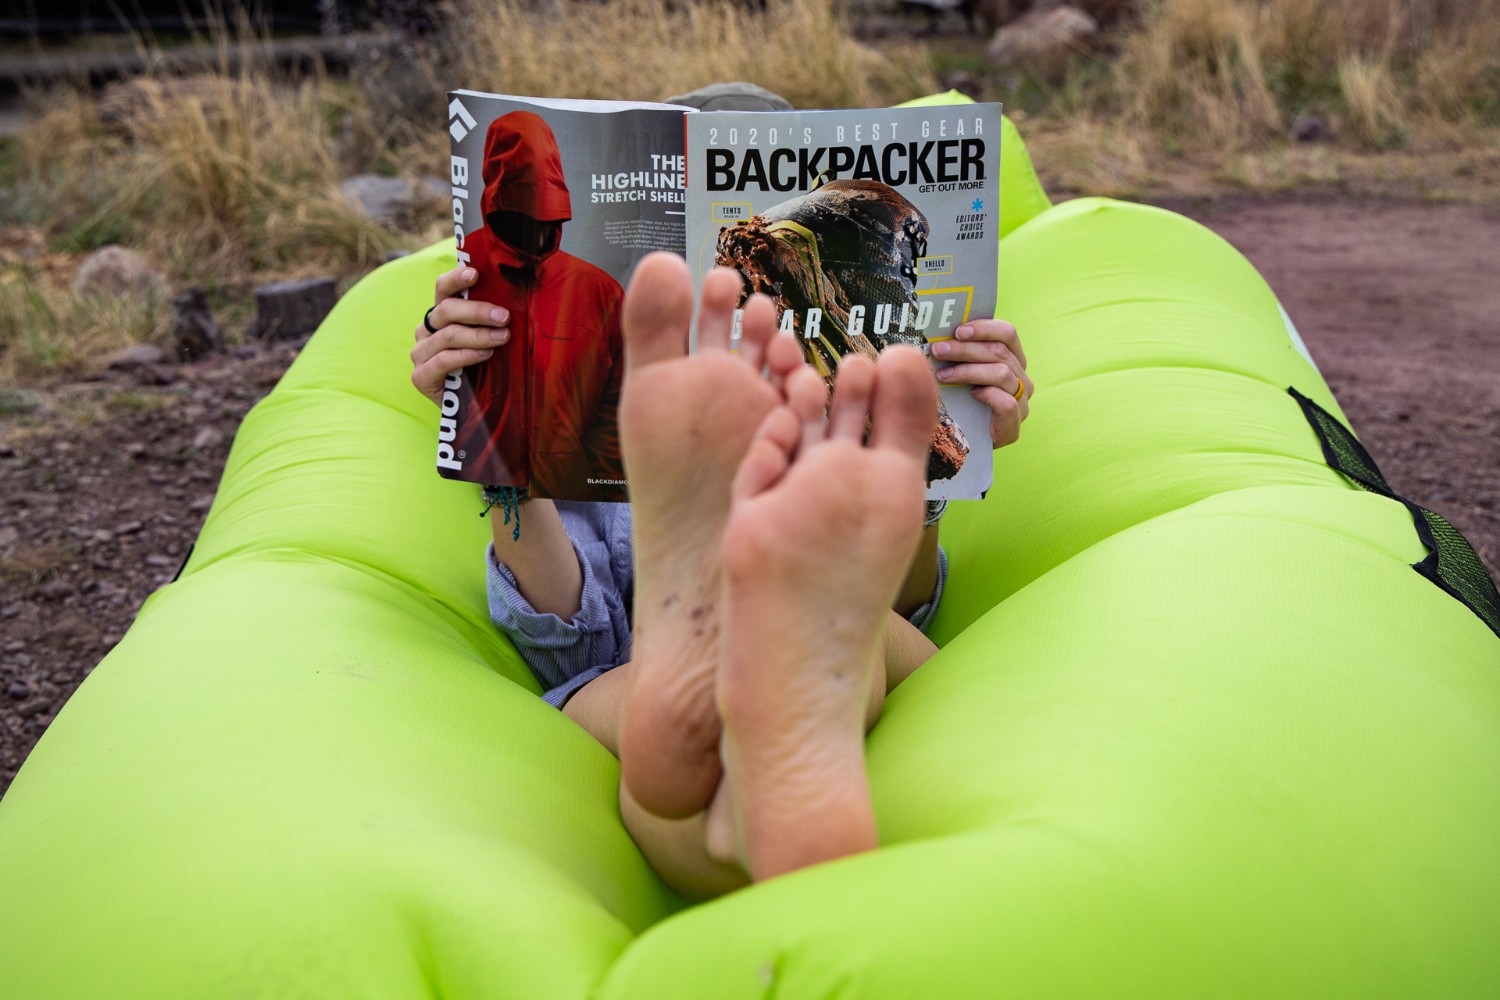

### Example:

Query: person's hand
xmin=410 ymin=266 xmax=511 ymax=407
xmin=930 ymin=319 xmax=1032 ymax=448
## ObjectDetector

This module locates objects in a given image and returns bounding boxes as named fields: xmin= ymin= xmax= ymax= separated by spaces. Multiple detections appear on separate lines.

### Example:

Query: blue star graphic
xmin=971 ymin=198 xmax=984 ymax=212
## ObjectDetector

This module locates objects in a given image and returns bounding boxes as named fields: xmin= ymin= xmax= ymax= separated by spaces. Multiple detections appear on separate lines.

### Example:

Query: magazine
xmin=438 ymin=92 xmax=1001 ymax=504
xmin=436 ymin=92 xmax=688 ymax=502
xmin=685 ymin=103 xmax=1001 ymax=500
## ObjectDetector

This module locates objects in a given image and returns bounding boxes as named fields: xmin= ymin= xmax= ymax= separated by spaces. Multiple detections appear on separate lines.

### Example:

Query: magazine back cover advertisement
xmin=439 ymin=92 xmax=687 ymax=502
xmin=685 ymin=103 xmax=1002 ymax=500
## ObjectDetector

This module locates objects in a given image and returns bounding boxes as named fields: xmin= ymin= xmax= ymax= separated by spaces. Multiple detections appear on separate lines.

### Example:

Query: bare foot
xmin=710 ymin=346 xmax=938 ymax=881
xmin=618 ymin=252 xmax=806 ymax=819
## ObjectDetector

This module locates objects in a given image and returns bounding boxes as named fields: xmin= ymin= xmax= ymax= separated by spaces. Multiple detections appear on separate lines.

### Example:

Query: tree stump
xmin=249 ymin=278 xmax=338 ymax=341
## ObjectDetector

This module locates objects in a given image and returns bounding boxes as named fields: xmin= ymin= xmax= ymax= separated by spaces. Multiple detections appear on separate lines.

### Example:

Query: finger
xmin=929 ymin=338 xmax=1022 ymax=374
xmin=955 ymin=318 xmax=1025 ymax=368
xmin=411 ymin=323 xmax=508 ymax=368
xmin=934 ymin=361 xmax=1026 ymax=399
xmin=434 ymin=265 xmax=479 ymax=307
xmin=697 ymin=267 xmax=743 ymax=354
xmin=869 ymin=346 xmax=939 ymax=457
xmin=827 ymin=354 xmax=876 ymax=442
xmin=971 ymin=385 xmax=1021 ymax=448
xmin=623 ymin=252 xmax=693 ymax=372
xmin=413 ymin=348 xmax=493 ymax=403
xmin=428 ymin=298 xmax=510 ymax=336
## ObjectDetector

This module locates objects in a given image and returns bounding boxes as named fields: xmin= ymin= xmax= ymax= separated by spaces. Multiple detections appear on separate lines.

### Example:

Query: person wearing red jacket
xmin=451 ymin=110 xmax=626 ymax=502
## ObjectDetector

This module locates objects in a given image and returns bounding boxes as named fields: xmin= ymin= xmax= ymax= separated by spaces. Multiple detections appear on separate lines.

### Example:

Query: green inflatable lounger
xmin=3 ymin=100 xmax=1499 ymax=998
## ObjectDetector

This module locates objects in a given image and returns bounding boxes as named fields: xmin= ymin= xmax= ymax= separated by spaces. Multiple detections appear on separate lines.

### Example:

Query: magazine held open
xmin=440 ymin=92 xmax=1001 ymax=503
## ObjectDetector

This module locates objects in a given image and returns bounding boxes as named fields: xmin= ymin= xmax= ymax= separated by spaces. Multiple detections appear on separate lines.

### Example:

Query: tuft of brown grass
xmin=15 ymin=70 xmax=401 ymax=286
xmin=440 ymin=0 xmax=936 ymax=111
xmin=1015 ymin=0 xmax=1500 ymax=195
xmin=0 ymin=267 xmax=169 ymax=381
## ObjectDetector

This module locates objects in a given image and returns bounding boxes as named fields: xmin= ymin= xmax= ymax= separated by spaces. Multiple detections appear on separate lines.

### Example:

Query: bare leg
xmin=616 ymin=253 xmax=805 ymax=819
xmin=710 ymin=347 xmax=938 ymax=881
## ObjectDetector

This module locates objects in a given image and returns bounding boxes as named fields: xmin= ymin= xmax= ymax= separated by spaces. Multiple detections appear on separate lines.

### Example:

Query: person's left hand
xmin=930 ymin=319 xmax=1032 ymax=449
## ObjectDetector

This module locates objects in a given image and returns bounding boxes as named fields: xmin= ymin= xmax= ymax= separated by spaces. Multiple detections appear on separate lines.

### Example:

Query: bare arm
xmin=490 ymin=498 xmax=583 ymax=621
xmin=894 ymin=317 xmax=1033 ymax=616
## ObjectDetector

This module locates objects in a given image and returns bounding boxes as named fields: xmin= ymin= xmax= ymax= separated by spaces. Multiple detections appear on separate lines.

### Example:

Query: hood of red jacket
xmin=480 ymin=111 xmax=573 ymax=223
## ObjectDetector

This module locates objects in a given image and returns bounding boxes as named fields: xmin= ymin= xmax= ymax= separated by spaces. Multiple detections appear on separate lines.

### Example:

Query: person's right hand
xmin=410 ymin=266 xmax=511 ymax=407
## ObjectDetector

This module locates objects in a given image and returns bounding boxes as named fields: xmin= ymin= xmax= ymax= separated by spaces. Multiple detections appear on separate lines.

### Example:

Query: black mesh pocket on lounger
xmin=1290 ymin=387 xmax=1500 ymax=640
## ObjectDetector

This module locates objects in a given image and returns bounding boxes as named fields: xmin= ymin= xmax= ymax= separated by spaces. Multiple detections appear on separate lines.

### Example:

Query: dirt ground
xmin=2 ymin=196 xmax=1498 ymax=795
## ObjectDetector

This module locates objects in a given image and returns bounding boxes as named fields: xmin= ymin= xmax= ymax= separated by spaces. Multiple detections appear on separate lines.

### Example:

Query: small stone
xmin=171 ymin=286 xmax=223 ymax=362
xmin=986 ymin=5 xmax=1098 ymax=78
xmin=340 ymin=174 xmax=443 ymax=230
xmin=92 ymin=557 xmax=116 ymax=571
xmin=115 ymin=520 xmax=144 ymax=536
xmin=92 ymin=529 xmax=113 ymax=542
xmin=0 ymin=603 xmax=21 ymax=618
xmin=0 ymin=525 xmax=19 ymax=546
xmin=1289 ymin=113 xmax=1332 ymax=143
xmin=72 ymin=245 xmax=170 ymax=303
xmin=107 ymin=344 xmax=167 ymax=370
xmin=0 ymin=389 xmax=42 ymax=416
xmin=193 ymin=427 xmax=224 ymax=450
xmin=663 ymin=81 xmax=793 ymax=111
xmin=189 ymin=494 xmax=216 ymax=513
xmin=137 ymin=365 xmax=178 ymax=386
xmin=3 ymin=640 xmax=23 ymax=652
xmin=145 ymin=553 xmax=175 ymax=568
xmin=38 ymin=580 xmax=71 ymax=601
xmin=11 ymin=653 xmax=32 ymax=668
xmin=5 ymin=682 xmax=28 ymax=700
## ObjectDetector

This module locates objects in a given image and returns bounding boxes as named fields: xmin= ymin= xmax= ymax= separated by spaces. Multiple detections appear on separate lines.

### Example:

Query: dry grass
xmin=12 ymin=71 xmax=399 ymax=285
xmin=1104 ymin=0 xmax=1500 ymax=149
xmin=0 ymin=263 xmax=168 ymax=380
xmin=0 ymin=0 xmax=935 ymax=380
xmin=1011 ymin=0 xmax=1500 ymax=197
xmin=4 ymin=0 xmax=1500 ymax=381
xmin=440 ymin=0 xmax=936 ymax=112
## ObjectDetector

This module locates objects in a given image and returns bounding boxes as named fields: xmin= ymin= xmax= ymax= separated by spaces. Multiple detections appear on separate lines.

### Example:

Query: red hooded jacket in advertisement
xmin=449 ymin=110 xmax=626 ymax=502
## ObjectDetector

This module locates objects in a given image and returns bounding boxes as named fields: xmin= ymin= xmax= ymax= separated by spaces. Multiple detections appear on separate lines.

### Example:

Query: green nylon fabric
xmin=3 ymin=111 xmax=1499 ymax=998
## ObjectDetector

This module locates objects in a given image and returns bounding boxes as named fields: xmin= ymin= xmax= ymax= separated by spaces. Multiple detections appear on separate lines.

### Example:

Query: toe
xmin=765 ymin=330 xmax=805 ymax=388
xmin=828 ymin=355 xmax=876 ymax=442
xmin=784 ymin=366 xmax=829 ymax=453
xmin=623 ymin=252 xmax=694 ymax=371
xmin=870 ymin=346 xmax=939 ymax=458
xmin=697 ymin=267 xmax=743 ymax=354
xmin=732 ymin=407 xmax=799 ymax=501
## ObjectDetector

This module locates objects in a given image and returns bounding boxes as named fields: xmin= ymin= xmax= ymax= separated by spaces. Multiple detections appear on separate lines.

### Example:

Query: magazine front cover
xmin=438 ymin=92 xmax=688 ymax=502
xmin=685 ymin=104 xmax=1002 ymax=500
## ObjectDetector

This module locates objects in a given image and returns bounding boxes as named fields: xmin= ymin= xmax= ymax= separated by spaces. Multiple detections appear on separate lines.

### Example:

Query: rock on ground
xmin=986 ymin=5 xmax=1099 ymax=78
